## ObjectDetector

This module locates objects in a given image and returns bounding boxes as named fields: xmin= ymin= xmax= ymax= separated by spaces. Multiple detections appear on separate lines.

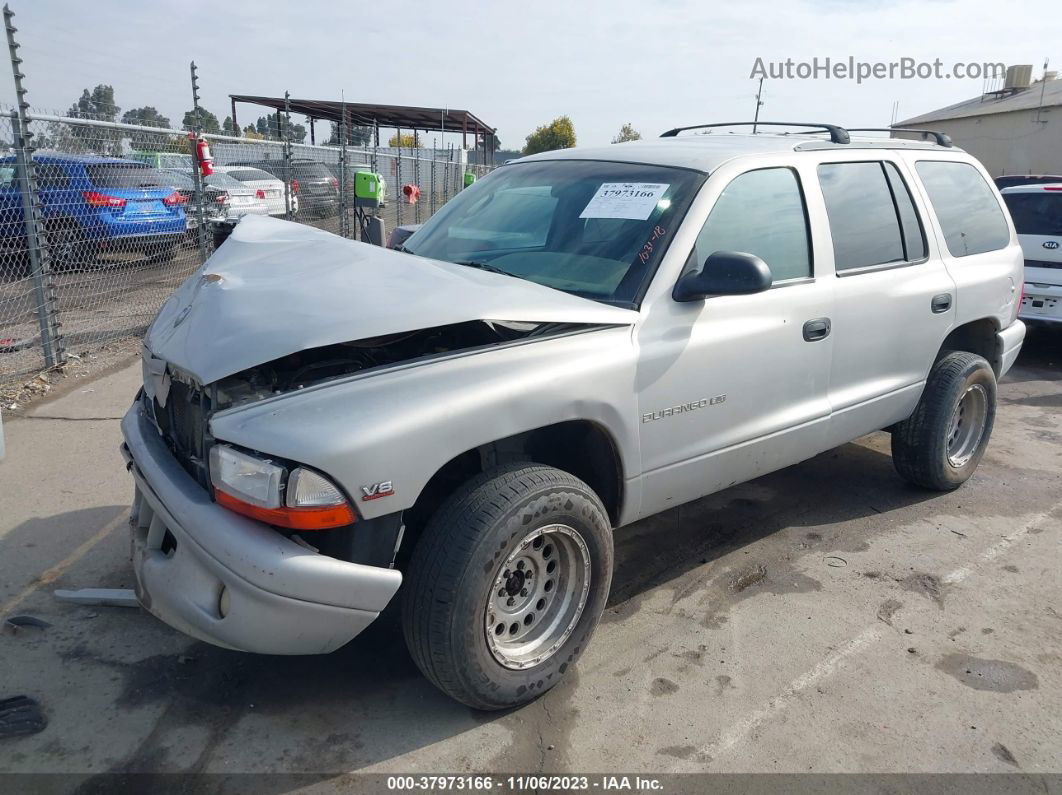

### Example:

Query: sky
xmin=6 ymin=0 xmax=1062 ymax=150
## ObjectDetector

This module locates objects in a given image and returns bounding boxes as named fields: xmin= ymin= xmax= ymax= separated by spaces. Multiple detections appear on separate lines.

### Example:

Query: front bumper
xmin=121 ymin=403 xmax=402 ymax=654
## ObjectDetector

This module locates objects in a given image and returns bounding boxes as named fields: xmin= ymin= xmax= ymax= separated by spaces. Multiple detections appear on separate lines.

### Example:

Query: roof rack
xmin=850 ymin=128 xmax=953 ymax=147
xmin=660 ymin=121 xmax=851 ymax=145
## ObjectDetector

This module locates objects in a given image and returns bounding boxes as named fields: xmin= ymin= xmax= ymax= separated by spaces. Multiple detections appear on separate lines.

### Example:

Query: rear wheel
xmin=402 ymin=463 xmax=613 ymax=710
xmin=45 ymin=226 xmax=92 ymax=271
xmin=892 ymin=351 xmax=996 ymax=491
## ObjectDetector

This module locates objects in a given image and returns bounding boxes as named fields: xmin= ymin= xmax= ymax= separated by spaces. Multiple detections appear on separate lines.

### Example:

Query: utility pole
xmin=752 ymin=77 xmax=764 ymax=134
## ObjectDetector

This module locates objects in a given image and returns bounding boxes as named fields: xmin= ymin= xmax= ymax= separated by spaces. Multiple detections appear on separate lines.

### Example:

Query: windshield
xmin=402 ymin=160 xmax=704 ymax=305
xmin=1003 ymin=192 xmax=1062 ymax=236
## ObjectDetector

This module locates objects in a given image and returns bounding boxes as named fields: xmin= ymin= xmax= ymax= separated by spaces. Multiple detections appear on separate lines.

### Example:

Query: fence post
xmin=188 ymin=61 xmax=208 ymax=263
xmin=430 ymin=155 xmax=436 ymax=217
xmin=5 ymin=6 xmax=63 ymax=368
xmin=283 ymin=91 xmax=293 ymax=221
xmin=339 ymin=99 xmax=349 ymax=238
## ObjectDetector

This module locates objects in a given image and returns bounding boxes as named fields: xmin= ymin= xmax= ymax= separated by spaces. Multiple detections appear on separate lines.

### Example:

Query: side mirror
xmin=673 ymin=251 xmax=773 ymax=302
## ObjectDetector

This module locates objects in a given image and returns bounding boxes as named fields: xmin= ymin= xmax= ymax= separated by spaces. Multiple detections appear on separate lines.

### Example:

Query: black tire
xmin=45 ymin=225 xmax=92 ymax=271
xmin=402 ymin=463 xmax=613 ymax=710
xmin=892 ymin=351 xmax=996 ymax=491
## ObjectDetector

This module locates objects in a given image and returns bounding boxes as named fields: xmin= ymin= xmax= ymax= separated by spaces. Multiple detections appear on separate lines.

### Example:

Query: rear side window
xmin=690 ymin=167 xmax=811 ymax=282
xmin=818 ymin=162 xmax=921 ymax=271
xmin=86 ymin=163 xmax=168 ymax=188
xmin=1001 ymin=192 xmax=1062 ymax=236
xmin=915 ymin=161 xmax=1010 ymax=257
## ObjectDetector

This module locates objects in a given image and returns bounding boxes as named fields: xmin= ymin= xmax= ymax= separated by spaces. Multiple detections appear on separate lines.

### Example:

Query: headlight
xmin=209 ymin=445 xmax=355 ymax=530
xmin=209 ymin=445 xmax=284 ymax=508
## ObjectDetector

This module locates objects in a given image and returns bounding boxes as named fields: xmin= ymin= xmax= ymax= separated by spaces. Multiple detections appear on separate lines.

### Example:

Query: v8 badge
xmin=361 ymin=480 xmax=395 ymax=501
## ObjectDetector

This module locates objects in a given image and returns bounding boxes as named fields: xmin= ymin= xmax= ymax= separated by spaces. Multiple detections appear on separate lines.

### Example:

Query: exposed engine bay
xmin=214 ymin=320 xmax=596 ymax=409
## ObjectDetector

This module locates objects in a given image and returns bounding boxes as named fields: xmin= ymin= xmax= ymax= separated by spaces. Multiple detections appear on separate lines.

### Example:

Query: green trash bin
xmin=463 ymin=171 xmax=476 ymax=189
xmin=354 ymin=170 xmax=384 ymax=209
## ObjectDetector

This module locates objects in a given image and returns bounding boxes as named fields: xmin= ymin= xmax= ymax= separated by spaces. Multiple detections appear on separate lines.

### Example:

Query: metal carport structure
xmin=228 ymin=95 xmax=497 ymax=165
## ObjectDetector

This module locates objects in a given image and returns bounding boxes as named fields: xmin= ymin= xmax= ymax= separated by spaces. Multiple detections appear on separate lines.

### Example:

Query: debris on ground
xmin=0 ymin=696 xmax=47 ymax=738
xmin=54 ymin=588 xmax=139 ymax=608
xmin=2 ymin=615 xmax=52 ymax=636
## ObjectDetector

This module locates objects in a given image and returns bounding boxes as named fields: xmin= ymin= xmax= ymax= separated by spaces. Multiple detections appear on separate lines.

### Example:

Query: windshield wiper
xmin=453 ymin=260 xmax=520 ymax=279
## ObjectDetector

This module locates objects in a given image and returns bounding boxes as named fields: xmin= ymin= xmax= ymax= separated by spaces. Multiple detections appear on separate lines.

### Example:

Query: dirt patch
xmin=991 ymin=742 xmax=1019 ymax=767
xmin=899 ymin=572 xmax=944 ymax=607
xmin=658 ymin=744 xmax=697 ymax=759
xmin=876 ymin=599 xmax=903 ymax=626
xmin=650 ymin=677 xmax=679 ymax=696
xmin=936 ymin=654 xmax=1039 ymax=693
xmin=732 ymin=564 xmax=767 ymax=593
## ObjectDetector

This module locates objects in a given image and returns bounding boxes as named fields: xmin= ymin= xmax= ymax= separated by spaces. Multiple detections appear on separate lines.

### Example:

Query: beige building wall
xmin=896 ymin=108 xmax=1061 ymax=176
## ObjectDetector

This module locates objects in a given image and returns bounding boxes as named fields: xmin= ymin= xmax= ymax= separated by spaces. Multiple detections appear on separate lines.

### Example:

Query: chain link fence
xmin=0 ymin=111 xmax=493 ymax=384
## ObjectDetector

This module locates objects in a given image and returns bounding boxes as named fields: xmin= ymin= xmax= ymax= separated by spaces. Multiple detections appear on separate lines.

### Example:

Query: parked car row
xmin=0 ymin=151 xmax=384 ymax=270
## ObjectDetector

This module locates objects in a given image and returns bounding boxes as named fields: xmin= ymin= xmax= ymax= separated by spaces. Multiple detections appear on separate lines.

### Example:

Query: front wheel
xmin=402 ymin=464 xmax=613 ymax=710
xmin=892 ymin=351 xmax=996 ymax=491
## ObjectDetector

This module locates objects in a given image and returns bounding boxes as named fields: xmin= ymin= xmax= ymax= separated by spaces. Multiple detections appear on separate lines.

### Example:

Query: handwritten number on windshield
xmin=637 ymin=226 xmax=667 ymax=264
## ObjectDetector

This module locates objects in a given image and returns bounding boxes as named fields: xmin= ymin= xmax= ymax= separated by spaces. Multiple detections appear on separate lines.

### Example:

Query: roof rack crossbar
xmin=852 ymin=128 xmax=953 ymax=147
xmin=660 ymin=121 xmax=851 ymax=145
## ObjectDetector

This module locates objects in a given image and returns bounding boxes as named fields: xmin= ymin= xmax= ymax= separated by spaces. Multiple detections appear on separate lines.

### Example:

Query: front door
xmin=635 ymin=166 xmax=834 ymax=518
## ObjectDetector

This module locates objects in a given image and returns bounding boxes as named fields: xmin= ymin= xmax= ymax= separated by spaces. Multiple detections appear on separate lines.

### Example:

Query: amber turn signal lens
xmin=214 ymin=488 xmax=355 ymax=530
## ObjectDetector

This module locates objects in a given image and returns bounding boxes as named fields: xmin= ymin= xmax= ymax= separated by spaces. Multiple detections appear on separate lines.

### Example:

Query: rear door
xmin=813 ymin=157 xmax=955 ymax=445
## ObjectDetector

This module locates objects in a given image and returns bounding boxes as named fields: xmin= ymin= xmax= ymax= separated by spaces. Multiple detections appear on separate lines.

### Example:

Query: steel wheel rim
xmin=946 ymin=383 xmax=988 ymax=467
xmin=485 ymin=523 xmax=591 ymax=670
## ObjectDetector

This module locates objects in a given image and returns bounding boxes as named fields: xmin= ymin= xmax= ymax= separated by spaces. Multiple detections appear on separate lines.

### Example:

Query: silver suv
xmin=122 ymin=122 xmax=1026 ymax=709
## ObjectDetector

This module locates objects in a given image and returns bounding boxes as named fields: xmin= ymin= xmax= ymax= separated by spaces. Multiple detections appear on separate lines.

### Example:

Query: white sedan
xmin=217 ymin=165 xmax=299 ymax=218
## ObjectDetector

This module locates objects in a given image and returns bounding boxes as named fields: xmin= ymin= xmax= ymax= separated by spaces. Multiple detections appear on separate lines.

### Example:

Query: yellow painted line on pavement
xmin=0 ymin=511 xmax=128 ymax=617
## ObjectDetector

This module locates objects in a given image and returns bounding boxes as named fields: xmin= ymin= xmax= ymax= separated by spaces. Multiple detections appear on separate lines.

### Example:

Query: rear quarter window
xmin=915 ymin=161 xmax=1010 ymax=257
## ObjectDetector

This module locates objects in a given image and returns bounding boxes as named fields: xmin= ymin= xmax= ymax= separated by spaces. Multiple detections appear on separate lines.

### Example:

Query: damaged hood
xmin=145 ymin=216 xmax=637 ymax=384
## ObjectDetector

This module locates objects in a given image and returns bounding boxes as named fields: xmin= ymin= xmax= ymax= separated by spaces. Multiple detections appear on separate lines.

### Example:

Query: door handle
xmin=802 ymin=317 xmax=831 ymax=342
xmin=931 ymin=293 xmax=952 ymax=313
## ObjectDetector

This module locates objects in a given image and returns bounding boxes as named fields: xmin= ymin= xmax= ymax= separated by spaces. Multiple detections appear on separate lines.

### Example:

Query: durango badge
xmin=361 ymin=480 xmax=395 ymax=501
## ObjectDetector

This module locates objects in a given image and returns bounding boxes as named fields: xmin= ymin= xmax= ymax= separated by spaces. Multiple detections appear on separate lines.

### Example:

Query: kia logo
xmin=1045 ymin=241 xmax=1060 ymax=250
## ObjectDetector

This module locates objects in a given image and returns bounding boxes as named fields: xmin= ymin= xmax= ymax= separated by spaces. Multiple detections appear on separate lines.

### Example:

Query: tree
xmin=68 ymin=85 xmax=119 ymax=121
xmin=222 ymin=116 xmax=238 ymax=136
xmin=183 ymin=108 xmax=221 ymax=134
xmin=523 ymin=116 xmax=575 ymax=155
xmin=65 ymin=85 xmax=121 ymax=155
xmin=611 ymin=123 xmax=641 ymax=143
xmin=242 ymin=125 xmax=265 ymax=140
xmin=388 ymin=132 xmax=417 ymax=148
xmin=121 ymin=106 xmax=175 ymax=151
xmin=328 ymin=122 xmax=372 ymax=147
xmin=254 ymin=115 xmax=306 ymax=143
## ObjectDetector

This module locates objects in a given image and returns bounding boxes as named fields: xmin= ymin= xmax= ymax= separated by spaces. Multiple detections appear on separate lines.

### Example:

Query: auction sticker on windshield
xmin=580 ymin=183 xmax=670 ymax=220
